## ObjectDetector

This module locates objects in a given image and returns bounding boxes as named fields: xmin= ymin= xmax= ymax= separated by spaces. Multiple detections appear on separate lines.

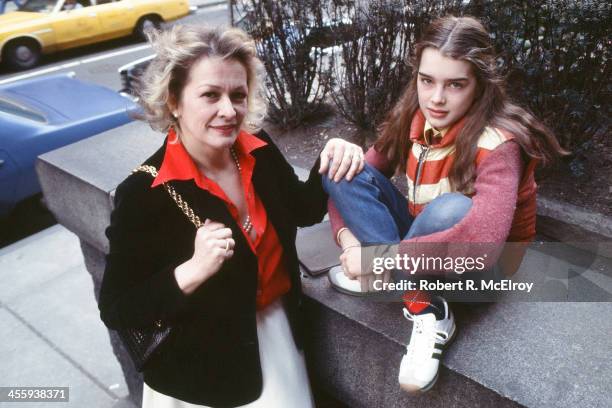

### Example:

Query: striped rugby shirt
xmin=407 ymin=114 xmax=508 ymax=215
xmin=405 ymin=110 xmax=537 ymax=244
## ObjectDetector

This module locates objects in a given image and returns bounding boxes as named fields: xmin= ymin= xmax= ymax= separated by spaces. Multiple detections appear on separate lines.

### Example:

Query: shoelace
xmin=403 ymin=309 xmax=440 ymax=364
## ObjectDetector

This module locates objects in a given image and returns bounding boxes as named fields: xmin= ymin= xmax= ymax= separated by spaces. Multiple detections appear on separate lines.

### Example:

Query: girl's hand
xmin=319 ymin=138 xmax=365 ymax=182
xmin=341 ymin=244 xmax=392 ymax=289
xmin=340 ymin=246 xmax=363 ymax=279
xmin=338 ymin=228 xmax=364 ymax=279
xmin=174 ymin=219 xmax=235 ymax=294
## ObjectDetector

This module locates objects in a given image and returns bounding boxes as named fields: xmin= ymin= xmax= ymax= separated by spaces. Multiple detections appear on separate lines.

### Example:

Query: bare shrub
xmin=467 ymin=0 xmax=610 ymax=154
xmin=326 ymin=0 xmax=464 ymax=138
xmin=233 ymin=0 xmax=331 ymax=129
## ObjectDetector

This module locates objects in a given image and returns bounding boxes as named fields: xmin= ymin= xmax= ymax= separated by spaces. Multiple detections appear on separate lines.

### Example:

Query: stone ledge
xmin=37 ymin=122 xmax=611 ymax=259
xmin=302 ymin=272 xmax=612 ymax=408
xmin=537 ymin=197 xmax=612 ymax=240
xmin=37 ymin=121 xmax=163 ymax=253
xmin=536 ymin=197 xmax=612 ymax=258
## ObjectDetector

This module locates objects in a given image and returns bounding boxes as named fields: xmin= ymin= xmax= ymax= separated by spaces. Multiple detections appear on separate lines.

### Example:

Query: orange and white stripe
xmin=406 ymin=126 xmax=509 ymax=216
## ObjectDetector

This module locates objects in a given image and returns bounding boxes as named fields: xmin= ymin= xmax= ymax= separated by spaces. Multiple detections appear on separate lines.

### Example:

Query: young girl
xmin=323 ymin=16 xmax=565 ymax=393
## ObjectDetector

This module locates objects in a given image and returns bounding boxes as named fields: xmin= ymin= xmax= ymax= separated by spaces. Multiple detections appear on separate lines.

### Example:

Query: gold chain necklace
xmin=230 ymin=147 xmax=253 ymax=234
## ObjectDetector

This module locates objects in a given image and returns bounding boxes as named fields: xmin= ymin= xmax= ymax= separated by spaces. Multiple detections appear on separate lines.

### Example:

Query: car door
xmin=0 ymin=149 xmax=20 ymax=216
xmin=50 ymin=0 xmax=103 ymax=50
xmin=94 ymin=0 xmax=135 ymax=40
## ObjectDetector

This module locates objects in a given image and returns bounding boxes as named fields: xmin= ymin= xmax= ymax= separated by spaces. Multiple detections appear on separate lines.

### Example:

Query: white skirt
xmin=142 ymin=299 xmax=314 ymax=408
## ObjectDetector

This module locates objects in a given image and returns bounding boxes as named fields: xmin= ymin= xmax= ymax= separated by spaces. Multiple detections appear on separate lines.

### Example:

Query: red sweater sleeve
xmin=398 ymin=140 xmax=523 ymax=273
xmin=328 ymin=146 xmax=394 ymax=243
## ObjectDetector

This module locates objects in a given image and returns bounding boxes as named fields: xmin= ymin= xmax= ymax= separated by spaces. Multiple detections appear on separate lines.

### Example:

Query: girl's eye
xmin=449 ymin=82 xmax=464 ymax=89
xmin=420 ymin=77 xmax=432 ymax=85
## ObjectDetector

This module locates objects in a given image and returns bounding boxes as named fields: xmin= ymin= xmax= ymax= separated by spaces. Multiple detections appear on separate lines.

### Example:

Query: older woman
xmin=98 ymin=25 xmax=364 ymax=407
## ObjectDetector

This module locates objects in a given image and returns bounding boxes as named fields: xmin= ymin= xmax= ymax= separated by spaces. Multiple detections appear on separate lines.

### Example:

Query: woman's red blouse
xmin=152 ymin=129 xmax=291 ymax=310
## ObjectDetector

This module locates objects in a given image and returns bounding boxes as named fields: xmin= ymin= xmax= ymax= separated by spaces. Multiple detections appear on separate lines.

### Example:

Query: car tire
xmin=134 ymin=15 xmax=162 ymax=41
xmin=3 ymin=40 xmax=41 ymax=71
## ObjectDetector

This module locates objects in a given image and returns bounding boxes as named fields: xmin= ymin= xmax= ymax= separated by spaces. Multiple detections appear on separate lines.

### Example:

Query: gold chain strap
xmin=132 ymin=165 xmax=203 ymax=228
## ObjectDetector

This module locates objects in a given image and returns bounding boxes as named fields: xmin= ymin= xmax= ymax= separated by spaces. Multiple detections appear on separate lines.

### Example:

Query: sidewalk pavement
xmin=0 ymin=225 xmax=134 ymax=408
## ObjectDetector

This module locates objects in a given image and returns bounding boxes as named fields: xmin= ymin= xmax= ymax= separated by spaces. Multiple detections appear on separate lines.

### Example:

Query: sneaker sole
xmin=399 ymin=316 xmax=458 ymax=393
xmin=328 ymin=273 xmax=376 ymax=297
xmin=400 ymin=370 xmax=439 ymax=393
xmin=445 ymin=315 xmax=457 ymax=347
xmin=329 ymin=281 xmax=375 ymax=297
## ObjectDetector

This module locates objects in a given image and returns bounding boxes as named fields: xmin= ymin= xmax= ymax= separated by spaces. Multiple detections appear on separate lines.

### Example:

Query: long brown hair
xmin=375 ymin=16 xmax=567 ymax=193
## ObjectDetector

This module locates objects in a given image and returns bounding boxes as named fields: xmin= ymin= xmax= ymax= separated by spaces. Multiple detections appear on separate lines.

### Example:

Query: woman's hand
xmin=319 ymin=138 xmax=365 ymax=182
xmin=174 ymin=219 xmax=235 ymax=294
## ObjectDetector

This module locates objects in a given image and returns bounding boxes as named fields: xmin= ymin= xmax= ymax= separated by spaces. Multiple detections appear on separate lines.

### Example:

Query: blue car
xmin=0 ymin=72 xmax=138 ymax=216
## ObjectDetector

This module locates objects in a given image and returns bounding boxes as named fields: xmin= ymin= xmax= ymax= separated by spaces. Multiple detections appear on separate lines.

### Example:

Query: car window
xmin=17 ymin=0 xmax=57 ymax=13
xmin=61 ymin=0 xmax=91 ymax=10
xmin=0 ymin=97 xmax=47 ymax=123
xmin=4 ymin=2 xmax=19 ymax=13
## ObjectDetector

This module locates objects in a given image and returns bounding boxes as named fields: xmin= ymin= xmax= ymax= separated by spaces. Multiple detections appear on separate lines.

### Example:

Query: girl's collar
xmin=409 ymin=109 xmax=467 ymax=147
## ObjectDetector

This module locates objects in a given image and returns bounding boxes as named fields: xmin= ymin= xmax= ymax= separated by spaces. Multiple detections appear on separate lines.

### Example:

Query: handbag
xmin=117 ymin=164 xmax=203 ymax=371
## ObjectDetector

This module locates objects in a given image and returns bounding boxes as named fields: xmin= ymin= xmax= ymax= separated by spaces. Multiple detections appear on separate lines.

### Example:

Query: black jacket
xmin=98 ymin=130 xmax=327 ymax=407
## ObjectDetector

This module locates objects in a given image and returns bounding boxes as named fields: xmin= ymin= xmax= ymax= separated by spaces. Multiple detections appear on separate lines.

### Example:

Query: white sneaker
xmin=398 ymin=298 xmax=456 ymax=392
xmin=328 ymin=265 xmax=389 ymax=297
xmin=328 ymin=265 xmax=369 ymax=296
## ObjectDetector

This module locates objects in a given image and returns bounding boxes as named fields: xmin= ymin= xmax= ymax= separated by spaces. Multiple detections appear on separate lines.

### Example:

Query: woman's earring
xmin=172 ymin=112 xmax=179 ymax=119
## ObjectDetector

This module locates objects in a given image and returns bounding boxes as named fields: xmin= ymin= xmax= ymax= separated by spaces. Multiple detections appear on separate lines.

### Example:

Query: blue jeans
xmin=323 ymin=165 xmax=506 ymax=301
xmin=322 ymin=164 xmax=472 ymax=245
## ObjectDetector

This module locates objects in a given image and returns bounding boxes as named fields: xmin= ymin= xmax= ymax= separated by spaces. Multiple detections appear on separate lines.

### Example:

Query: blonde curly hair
xmin=138 ymin=24 xmax=267 ymax=134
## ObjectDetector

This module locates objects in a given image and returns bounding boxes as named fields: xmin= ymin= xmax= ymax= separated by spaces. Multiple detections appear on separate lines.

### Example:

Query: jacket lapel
xmin=251 ymin=147 xmax=295 ymax=255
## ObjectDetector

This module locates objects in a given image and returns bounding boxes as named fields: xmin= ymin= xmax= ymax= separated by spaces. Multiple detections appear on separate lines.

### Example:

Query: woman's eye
xmin=420 ymin=77 xmax=432 ymax=84
xmin=231 ymin=93 xmax=247 ymax=101
xmin=449 ymin=82 xmax=464 ymax=89
xmin=202 ymin=92 xmax=218 ymax=98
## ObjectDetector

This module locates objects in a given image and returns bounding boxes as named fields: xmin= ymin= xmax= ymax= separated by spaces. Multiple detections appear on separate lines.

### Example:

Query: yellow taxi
xmin=0 ymin=0 xmax=190 ymax=70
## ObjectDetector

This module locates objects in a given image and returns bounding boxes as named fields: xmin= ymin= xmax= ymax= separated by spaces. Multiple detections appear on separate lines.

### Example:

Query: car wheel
xmin=3 ymin=40 xmax=41 ymax=71
xmin=135 ymin=16 xmax=162 ymax=41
